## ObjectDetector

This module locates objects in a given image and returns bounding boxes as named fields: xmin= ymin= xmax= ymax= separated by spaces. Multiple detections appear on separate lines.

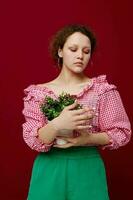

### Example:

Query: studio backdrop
xmin=0 ymin=0 xmax=132 ymax=199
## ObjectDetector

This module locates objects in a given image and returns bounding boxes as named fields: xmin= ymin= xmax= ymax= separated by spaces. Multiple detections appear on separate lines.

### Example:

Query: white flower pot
xmin=56 ymin=138 xmax=67 ymax=145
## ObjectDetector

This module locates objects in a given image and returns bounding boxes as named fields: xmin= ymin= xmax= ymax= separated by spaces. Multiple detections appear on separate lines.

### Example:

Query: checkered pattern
xmin=22 ymin=75 xmax=131 ymax=152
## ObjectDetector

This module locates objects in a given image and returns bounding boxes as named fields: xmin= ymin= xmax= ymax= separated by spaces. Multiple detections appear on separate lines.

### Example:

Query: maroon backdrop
xmin=0 ymin=0 xmax=133 ymax=199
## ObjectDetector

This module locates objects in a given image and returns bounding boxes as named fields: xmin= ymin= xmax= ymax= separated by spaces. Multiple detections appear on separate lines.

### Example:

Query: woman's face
xmin=58 ymin=32 xmax=91 ymax=73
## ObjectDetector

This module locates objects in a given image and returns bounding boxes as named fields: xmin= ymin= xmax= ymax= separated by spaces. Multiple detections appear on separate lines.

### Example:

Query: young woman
xmin=22 ymin=24 xmax=131 ymax=200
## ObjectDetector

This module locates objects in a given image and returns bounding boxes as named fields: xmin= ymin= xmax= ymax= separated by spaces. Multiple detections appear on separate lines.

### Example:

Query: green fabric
xmin=27 ymin=146 xmax=109 ymax=200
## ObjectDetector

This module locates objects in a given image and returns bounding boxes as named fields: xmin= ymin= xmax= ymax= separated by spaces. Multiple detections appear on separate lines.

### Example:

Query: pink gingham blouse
xmin=22 ymin=75 xmax=131 ymax=152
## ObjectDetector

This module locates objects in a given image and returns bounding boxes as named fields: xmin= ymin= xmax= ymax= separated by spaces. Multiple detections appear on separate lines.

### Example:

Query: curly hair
xmin=49 ymin=24 xmax=97 ymax=68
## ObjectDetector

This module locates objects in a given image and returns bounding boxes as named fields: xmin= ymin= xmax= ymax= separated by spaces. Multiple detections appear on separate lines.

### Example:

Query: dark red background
xmin=0 ymin=0 xmax=133 ymax=199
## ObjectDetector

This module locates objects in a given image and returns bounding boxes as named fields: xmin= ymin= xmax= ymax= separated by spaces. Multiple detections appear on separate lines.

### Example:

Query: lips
xmin=74 ymin=62 xmax=83 ymax=65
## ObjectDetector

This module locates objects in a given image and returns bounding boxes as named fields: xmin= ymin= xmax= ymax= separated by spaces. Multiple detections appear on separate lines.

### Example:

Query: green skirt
xmin=27 ymin=146 xmax=110 ymax=200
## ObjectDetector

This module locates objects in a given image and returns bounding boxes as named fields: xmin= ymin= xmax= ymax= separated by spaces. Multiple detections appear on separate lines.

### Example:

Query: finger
xmin=72 ymin=108 xmax=88 ymax=115
xmin=75 ymin=112 xmax=94 ymax=121
xmin=76 ymin=124 xmax=92 ymax=130
xmin=76 ymin=120 xmax=88 ymax=125
xmin=75 ymin=114 xmax=90 ymax=121
xmin=75 ymin=126 xmax=92 ymax=134
xmin=78 ymin=106 xmax=95 ymax=113
xmin=84 ymin=106 xmax=95 ymax=112
xmin=56 ymin=136 xmax=75 ymax=142
xmin=73 ymin=107 xmax=95 ymax=116
xmin=66 ymin=100 xmax=78 ymax=110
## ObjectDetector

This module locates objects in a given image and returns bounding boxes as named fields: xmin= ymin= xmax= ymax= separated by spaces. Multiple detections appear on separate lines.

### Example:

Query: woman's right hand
xmin=50 ymin=100 xmax=95 ymax=131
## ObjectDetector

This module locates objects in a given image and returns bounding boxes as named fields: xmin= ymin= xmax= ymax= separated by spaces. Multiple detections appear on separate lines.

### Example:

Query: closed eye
xmin=69 ymin=47 xmax=91 ymax=54
xmin=84 ymin=50 xmax=91 ymax=54
xmin=70 ymin=48 xmax=77 ymax=52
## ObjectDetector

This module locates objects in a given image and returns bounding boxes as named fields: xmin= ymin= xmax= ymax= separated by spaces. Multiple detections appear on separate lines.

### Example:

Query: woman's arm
xmin=53 ymin=131 xmax=110 ymax=148
xmin=80 ymin=131 xmax=111 ymax=146
xmin=22 ymin=86 xmax=58 ymax=152
xmin=97 ymin=88 xmax=131 ymax=150
xmin=38 ymin=122 xmax=58 ymax=143
xmin=54 ymin=88 xmax=131 ymax=149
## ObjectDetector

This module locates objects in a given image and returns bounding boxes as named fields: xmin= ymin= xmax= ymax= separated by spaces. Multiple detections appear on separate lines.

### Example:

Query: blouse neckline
xmin=35 ymin=78 xmax=94 ymax=99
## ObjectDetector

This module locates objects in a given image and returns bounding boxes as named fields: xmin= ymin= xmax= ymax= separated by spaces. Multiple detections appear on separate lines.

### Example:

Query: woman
xmin=22 ymin=24 xmax=131 ymax=200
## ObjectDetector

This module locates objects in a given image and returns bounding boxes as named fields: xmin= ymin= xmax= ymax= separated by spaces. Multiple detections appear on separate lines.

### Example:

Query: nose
xmin=77 ymin=50 xmax=83 ymax=60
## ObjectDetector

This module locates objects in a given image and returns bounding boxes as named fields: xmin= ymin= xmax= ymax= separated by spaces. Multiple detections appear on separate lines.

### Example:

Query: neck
xmin=55 ymin=66 xmax=89 ymax=86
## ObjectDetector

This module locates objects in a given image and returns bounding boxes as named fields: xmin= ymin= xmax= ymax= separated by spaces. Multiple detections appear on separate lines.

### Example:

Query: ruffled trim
xmin=93 ymin=74 xmax=107 ymax=83
xmin=76 ymin=79 xmax=94 ymax=98
xmin=100 ymin=130 xmax=114 ymax=150
xmin=23 ymin=121 xmax=54 ymax=152
xmin=23 ymin=74 xmax=116 ymax=100
xmin=23 ymin=84 xmax=54 ymax=102
xmin=24 ymin=84 xmax=54 ymax=95
xmin=23 ymin=80 xmax=94 ymax=100
xmin=93 ymin=74 xmax=117 ymax=96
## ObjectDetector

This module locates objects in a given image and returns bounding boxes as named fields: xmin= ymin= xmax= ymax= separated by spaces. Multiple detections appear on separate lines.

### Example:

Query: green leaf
xmin=40 ymin=93 xmax=83 ymax=120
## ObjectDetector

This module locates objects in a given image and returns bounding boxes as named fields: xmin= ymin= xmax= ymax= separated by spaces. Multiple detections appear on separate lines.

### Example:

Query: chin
xmin=75 ymin=65 xmax=86 ymax=71
xmin=73 ymin=69 xmax=84 ymax=74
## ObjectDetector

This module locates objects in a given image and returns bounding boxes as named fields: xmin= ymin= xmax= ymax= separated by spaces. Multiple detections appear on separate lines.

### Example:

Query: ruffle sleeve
xmin=22 ymin=85 xmax=54 ymax=152
xmin=96 ymin=75 xmax=132 ymax=150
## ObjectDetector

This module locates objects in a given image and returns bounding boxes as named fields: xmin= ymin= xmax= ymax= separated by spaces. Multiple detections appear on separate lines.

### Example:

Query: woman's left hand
xmin=53 ymin=133 xmax=90 ymax=148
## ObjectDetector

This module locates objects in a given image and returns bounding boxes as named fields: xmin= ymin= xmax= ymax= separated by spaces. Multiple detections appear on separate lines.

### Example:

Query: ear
xmin=58 ymin=48 xmax=63 ymax=58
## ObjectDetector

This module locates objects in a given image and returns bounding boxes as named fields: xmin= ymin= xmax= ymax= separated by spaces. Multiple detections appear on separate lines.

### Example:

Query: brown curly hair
xmin=49 ymin=24 xmax=97 ymax=68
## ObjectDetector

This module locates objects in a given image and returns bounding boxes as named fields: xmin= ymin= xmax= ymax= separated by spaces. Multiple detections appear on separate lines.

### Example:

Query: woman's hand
xmin=53 ymin=131 xmax=111 ymax=148
xmin=50 ymin=100 xmax=95 ymax=132
xmin=53 ymin=133 xmax=91 ymax=148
